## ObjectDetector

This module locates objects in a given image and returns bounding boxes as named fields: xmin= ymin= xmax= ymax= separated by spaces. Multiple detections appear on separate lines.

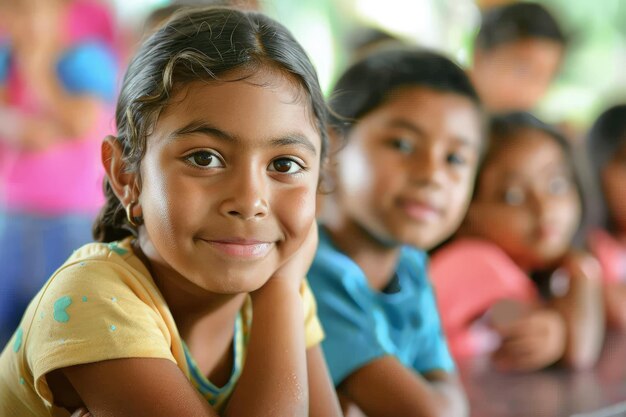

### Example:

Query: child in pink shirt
xmin=431 ymin=112 xmax=604 ymax=371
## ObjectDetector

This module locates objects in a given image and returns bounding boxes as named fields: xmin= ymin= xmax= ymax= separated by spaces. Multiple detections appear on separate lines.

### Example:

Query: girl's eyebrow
xmin=168 ymin=120 xmax=317 ymax=155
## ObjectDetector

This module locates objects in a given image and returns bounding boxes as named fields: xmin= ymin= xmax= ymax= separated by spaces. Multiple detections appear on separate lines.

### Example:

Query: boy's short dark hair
xmin=329 ymin=47 xmax=481 ymax=137
xmin=476 ymin=2 xmax=567 ymax=51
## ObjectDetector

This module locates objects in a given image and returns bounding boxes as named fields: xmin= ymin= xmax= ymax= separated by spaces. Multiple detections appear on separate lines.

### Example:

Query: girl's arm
xmin=224 ymin=278 xmax=308 ymax=417
xmin=307 ymin=345 xmax=343 ymax=417
xmin=551 ymin=252 xmax=605 ymax=369
xmin=224 ymin=222 xmax=320 ymax=417
xmin=338 ymin=356 xmax=468 ymax=417
xmin=61 ymin=357 xmax=219 ymax=417
xmin=492 ymin=253 xmax=604 ymax=371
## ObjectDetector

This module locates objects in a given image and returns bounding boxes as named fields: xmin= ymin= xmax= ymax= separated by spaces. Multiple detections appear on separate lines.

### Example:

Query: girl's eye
xmin=390 ymin=138 xmax=414 ymax=154
xmin=548 ymin=176 xmax=571 ymax=195
xmin=269 ymin=158 xmax=304 ymax=174
xmin=185 ymin=151 xmax=223 ymax=168
xmin=503 ymin=186 xmax=525 ymax=206
xmin=447 ymin=152 xmax=466 ymax=166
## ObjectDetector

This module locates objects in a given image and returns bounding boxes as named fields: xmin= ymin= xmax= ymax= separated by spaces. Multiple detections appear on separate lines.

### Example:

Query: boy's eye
xmin=390 ymin=138 xmax=414 ymax=154
xmin=269 ymin=158 xmax=303 ymax=174
xmin=447 ymin=152 xmax=466 ymax=166
xmin=185 ymin=151 xmax=223 ymax=168
xmin=503 ymin=186 xmax=525 ymax=206
xmin=548 ymin=176 xmax=571 ymax=195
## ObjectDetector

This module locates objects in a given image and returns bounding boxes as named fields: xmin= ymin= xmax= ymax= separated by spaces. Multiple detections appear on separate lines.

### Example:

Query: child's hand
xmin=560 ymin=251 xmax=601 ymax=287
xmin=261 ymin=222 xmax=318 ymax=292
xmin=491 ymin=308 xmax=566 ymax=372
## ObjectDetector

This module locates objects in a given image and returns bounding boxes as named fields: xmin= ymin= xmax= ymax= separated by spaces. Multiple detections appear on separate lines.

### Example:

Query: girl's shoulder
xmin=431 ymin=238 xmax=514 ymax=271
xmin=430 ymin=238 xmax=537 ymax=304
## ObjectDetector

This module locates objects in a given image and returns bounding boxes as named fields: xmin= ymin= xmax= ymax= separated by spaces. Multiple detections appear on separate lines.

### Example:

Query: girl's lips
xmin=401 ymin=201 xmax=441 ymax=222
xmin=202 ymin=239 xmax=274 ymax=259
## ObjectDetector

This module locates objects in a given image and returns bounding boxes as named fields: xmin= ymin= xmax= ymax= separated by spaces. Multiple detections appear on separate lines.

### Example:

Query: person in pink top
xmin=585 ymin=104 xmax=626 ymax=330
xmin=0 ymin=0 xmax=118 ymax=345
xmin=431 ymin=112 xmax=604 ymax=372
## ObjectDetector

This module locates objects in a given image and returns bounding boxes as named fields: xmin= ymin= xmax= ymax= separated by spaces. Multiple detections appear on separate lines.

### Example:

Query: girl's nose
xmin=219 ymin=173 xmax=269 ymax=221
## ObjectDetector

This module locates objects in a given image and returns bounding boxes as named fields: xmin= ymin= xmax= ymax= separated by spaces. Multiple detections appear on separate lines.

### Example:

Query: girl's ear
xmin=102 ymin=135 xmax=139 ymax=207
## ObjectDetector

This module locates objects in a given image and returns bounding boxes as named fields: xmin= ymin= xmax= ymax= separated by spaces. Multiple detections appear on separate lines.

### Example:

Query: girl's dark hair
xmin=329 ymin=47 xmax=481 ymax=137
xmin=585 ymin=104 xmax=626 ymax=231
xmin=93 ymin=6 xmax=328 ymax=242
xmin=476 ymin=2 xmax=567 ymax=51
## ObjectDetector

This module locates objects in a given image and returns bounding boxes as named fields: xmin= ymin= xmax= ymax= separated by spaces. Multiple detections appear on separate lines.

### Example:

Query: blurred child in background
xmin=309 ymin=48 xmax=484 ymax=417
xmin=0 ymin=0 xmax=118 ymax=346
xmin=432 ymin=112 xmax=604 ymax=371
xmin=586 ymin=104 xmax=626 ymax=330
xmin=470 ymin=2 xmax=567 ymax=112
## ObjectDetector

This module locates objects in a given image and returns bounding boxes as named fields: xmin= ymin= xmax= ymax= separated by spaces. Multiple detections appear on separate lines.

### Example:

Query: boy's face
xmin=334 ymin=87 xmax=482 ymax=250
xmin=132 ymin=73 xmax=321 ymax=294
xmin=465 ymin=129 xmax=580 ymax=270
xmin=472 ymin=38 xmax=563 ymax=111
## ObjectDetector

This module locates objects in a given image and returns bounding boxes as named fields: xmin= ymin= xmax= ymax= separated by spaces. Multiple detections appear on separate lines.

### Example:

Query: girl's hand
xmin=267 ymin=222 xmax=319 ymax=288
xmin=491 ymin=308 xmax=566 ymax=372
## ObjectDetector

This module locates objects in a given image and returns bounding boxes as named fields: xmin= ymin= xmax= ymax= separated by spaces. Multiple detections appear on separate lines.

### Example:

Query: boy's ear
xmin=101 ymin=135 xmax=139 ymax=207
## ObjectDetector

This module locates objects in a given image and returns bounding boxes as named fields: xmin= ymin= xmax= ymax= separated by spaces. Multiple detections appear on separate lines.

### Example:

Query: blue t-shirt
xmin=0 ymin=40 xmax=117 ymax=102
xmin=308 ymin=225 xmax=455 ymax=386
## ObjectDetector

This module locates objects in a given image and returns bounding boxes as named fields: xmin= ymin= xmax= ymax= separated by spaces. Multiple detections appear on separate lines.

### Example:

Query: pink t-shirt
xmin=430 ymin=238 xmax=538 ymax=358
xmin=0 ymin=0 xmax=117 ymax=214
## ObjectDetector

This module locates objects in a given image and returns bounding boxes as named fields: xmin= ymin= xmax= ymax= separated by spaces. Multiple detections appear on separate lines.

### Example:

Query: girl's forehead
xmin=484 ymin=129 xmax=568 ymax=176
xmin=153 ymin=72 xmax=321 ymax=150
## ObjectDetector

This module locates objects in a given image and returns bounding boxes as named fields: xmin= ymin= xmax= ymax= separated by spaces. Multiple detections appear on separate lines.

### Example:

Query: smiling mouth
xmin=200 ymin=239 xmax=274 ymax=260
xmin=400 ymin=201 xmax=442 ymax=222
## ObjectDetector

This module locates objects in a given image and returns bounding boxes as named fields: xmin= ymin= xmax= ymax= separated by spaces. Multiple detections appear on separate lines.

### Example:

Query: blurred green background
xmin=112 ymin=0 xmax=626 ymax=133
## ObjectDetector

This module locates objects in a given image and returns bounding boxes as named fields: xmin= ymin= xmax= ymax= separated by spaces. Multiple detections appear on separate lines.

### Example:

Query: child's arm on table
xmin=307 ymin=345 xmax=343 ymax=417
xmin=551 ymin=252 xmax=604 ymax=369
xmin=337 ymin=357 xmax=467 ymax=417
xmin=492 ymin=252 xmax=604 ymax=371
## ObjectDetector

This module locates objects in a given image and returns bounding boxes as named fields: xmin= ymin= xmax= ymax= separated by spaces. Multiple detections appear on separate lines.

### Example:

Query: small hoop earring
xmin=125 ymin=202 xmax=142 ymax=227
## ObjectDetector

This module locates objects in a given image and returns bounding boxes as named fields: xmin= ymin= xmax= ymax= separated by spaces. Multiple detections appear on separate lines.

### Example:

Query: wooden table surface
xmin=457 ymin=332 xmax=626 ymax=417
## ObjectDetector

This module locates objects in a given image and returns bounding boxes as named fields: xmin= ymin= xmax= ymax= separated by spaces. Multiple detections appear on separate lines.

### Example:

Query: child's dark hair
xmin=329 ymin=47 xmax=481 ymax=137
xmin=586 ymin=104 xmax=626 ymax=231
xmin=476 ymin=2 xmax=567 ymax=51
xmin=93 ymin=6 xmax=328 ymax=243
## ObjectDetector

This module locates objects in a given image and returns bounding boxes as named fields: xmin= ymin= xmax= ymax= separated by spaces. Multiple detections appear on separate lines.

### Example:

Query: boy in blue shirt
xmin=308 ymin=49 xmax=484 ymax=417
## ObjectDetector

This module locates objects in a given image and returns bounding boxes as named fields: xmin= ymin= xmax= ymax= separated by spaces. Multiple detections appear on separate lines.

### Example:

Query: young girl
xmin=308 ymin=48 xmax=484 ymax=417
xmin=586 ymin=104 xmax=626 ymax=329
xmin=431 ymin=112 xmax=604 ymax=371
xmin=0 ymin=0 xmax=118 ymax=346
xmin=0 ymin=7 xmax=342 ymax=417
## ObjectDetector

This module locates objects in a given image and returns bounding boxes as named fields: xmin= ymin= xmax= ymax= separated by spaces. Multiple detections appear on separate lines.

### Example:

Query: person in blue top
xmin=308 ymin=48 xmax=485 ymax=417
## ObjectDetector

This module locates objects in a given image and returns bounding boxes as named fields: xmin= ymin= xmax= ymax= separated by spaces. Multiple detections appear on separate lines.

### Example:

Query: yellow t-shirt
xmin=0 ymin=238 xmax=324 ymax=416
